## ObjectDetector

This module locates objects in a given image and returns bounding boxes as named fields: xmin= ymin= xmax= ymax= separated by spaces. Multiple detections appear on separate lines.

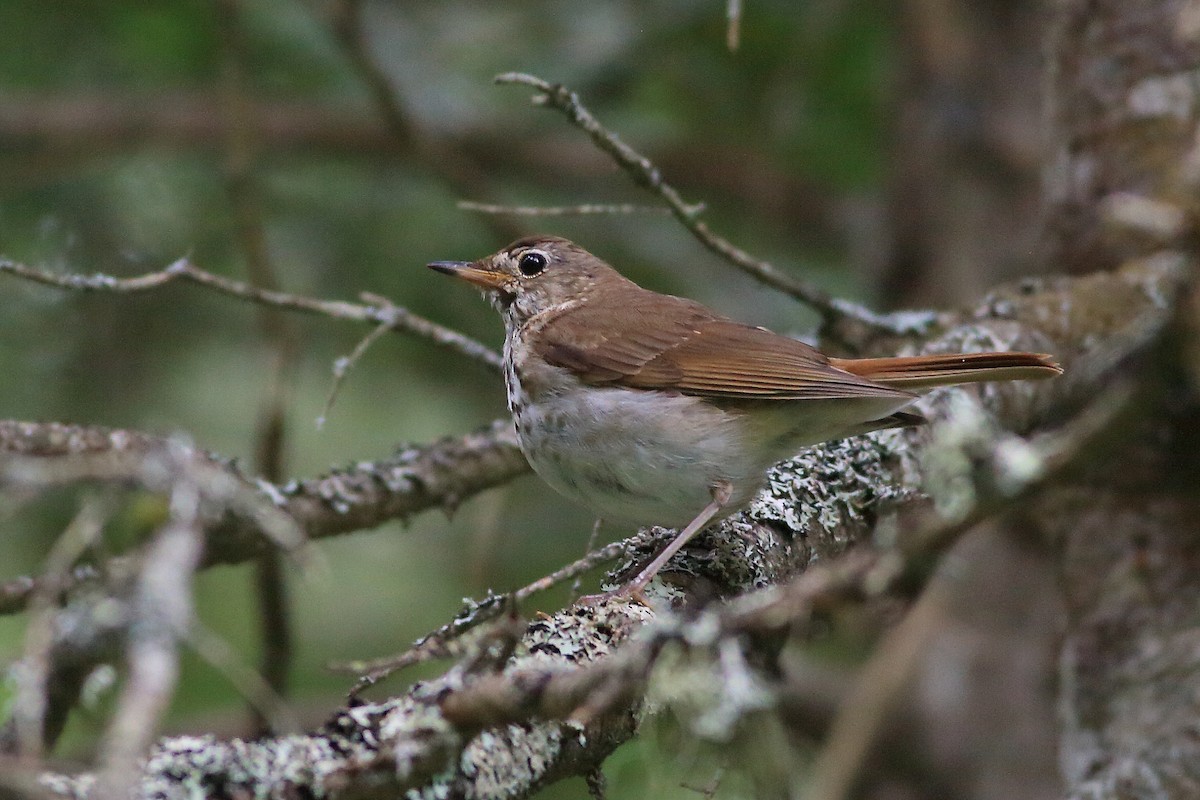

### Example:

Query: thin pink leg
xmin=627 ymin=482 xmax=731 ymax=594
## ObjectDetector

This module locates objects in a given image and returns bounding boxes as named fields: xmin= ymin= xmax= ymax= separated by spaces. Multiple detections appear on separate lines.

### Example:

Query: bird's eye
xmin=517 ymin=251 xmax=548 ymax=276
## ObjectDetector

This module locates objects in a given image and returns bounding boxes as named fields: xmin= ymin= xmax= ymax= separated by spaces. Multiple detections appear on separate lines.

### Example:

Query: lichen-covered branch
xmin=0 ymin=420 xmax=529 ymax=615
xmin=41 ymin=601 xmax=653 ymax=800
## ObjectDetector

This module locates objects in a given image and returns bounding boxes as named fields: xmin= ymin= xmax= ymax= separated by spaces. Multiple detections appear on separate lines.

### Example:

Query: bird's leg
xmin=572 ymin=484 xmax=730 ymax=607
xmin=625 ymin=481 xmax=732 ymax=596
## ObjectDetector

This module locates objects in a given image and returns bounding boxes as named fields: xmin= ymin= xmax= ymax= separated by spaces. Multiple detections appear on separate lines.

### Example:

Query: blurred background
xmin=0 ymin=1 xmax=1045 ymax=795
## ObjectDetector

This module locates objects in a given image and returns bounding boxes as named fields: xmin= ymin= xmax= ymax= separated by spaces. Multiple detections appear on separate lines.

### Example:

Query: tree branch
xmin=493 ymin=72 xmax=934 ymax=338
xmin=0 ymin=419 xmax=528 ymax=616
xmin=0 ymin=255 xmax=501 ymax=371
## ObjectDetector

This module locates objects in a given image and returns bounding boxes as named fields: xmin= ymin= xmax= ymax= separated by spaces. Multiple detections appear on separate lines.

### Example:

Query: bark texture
xmin=1042 ymin=2 xmax=1200 ymax=797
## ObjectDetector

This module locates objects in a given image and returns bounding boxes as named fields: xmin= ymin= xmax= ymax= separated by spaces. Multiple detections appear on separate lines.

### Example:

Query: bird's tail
xmin=830 ymin=351 xmax=1062 ymax=391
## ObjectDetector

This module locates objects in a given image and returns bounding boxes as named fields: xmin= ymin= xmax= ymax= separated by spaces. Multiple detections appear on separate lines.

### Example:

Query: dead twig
xmin=493 ymin=72 xmax=930 ymax=336
xmin=726 ymin=0 xmax=743 ymax=51
xmin=9 ymin=495 xmax=110 ymax=758
xmin=0 ymin=256 xmax=501 ymax=372
xmin=93 ymin=470 xmax=206 ymax=800
xmin=336 ymin=531 xmax=652 ymax=694
xmin=184 ymin=620 xmax=299 ymax=735
xmin=458 ymin=200 xmax=676 ymax=216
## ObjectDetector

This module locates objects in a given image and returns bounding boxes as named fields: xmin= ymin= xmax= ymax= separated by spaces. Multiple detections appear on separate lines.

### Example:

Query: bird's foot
xmin=573 ymin=584 xmax=652 ymax=609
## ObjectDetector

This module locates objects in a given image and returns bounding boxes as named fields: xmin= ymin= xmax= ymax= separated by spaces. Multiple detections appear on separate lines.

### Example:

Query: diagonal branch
xmin=493 ymin=72 xmax=935 ymax=337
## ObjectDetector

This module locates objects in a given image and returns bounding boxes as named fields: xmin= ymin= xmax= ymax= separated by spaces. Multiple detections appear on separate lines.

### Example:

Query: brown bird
xmin=430 ymin=236 xmax=1061 ymax=595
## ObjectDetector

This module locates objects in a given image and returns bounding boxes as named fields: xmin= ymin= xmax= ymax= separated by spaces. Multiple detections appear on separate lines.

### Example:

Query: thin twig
xmin=493 ymin=72 xmax=921 ymax=334
xmin=335 ymin=532 xmax=648 ymax=693
xmin=11 ymin=495 xmax=110 ymax=758
xmin=317 ymin=318 xmax=394 ymax=429
xmin=0 ymin=255 xmax=501 ymax=371
xmin=512 ymin=532 xmax=652 ymax=604
xmin=1 ymin=443 xmax=308 ymax=557
xmin=726 ymin=0 xmax=743 ymax=51
xmin=94 ymin=474 xmax=206 ymax=800
xmin=458 ymin=200 xmax=676 ymax=216
xmin=185 ymin=620 xmax=299 ymax=734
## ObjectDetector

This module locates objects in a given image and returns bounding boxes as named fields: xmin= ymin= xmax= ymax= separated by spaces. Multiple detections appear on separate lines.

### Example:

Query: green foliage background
xmin=0 ymin=1 xmax=893 ymax=795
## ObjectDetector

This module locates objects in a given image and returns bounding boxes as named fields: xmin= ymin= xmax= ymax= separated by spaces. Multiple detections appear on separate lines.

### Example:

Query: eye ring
xmin=517 ymin=251 xmax=548 ymax=276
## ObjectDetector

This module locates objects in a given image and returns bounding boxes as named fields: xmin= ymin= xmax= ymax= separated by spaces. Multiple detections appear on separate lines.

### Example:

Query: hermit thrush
xmin=430 ymin=236 xmax=1061 ymax=593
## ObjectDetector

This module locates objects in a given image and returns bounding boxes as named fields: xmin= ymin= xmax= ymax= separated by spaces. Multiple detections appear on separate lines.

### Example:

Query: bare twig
xmin=93 ymin=474 xmax=206 ymax=800
xmin=334 ymin=591 xmax=510 ymax=689
xmin=493 ymin=72 xmax=925 ymax=335
xmin=1 ymin=440 xmax=307 ymax=558
xmin=10 ymin=495 xmax=110 ymax=758
xmin=317 ymin=318 xmax=394 ymax=429
xmin=337 ymin=532 xmax=648 ymax=693
xmin=726 ymin=0 xmax=743 ymax=51
xmin=0 ymin=256 xmax=501 ymax=371
xmin=457 ymin=200 xmax=676 ymax=216
xmin=511 ymin=532 xmax=652 ymax=603
xmin=184 ymin=620 xmax=299 ymax=734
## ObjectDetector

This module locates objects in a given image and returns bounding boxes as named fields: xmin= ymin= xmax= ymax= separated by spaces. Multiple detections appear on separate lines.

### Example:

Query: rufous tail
xmin=830 ymin=351 xmax=1062 ymax=390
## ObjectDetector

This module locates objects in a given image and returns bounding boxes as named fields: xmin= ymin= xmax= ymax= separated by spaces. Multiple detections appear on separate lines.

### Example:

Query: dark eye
xmin=518 ymin=251 xmax=547 ymax=276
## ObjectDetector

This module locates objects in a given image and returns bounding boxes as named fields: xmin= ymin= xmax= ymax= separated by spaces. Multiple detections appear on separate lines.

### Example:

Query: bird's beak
xmin=427 ymin=261 xmax=510 ymax=291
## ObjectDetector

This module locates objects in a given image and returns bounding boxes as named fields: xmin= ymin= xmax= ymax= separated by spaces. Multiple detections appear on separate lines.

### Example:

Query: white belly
xmin=513 ymin=386 xmax=763 ymax=527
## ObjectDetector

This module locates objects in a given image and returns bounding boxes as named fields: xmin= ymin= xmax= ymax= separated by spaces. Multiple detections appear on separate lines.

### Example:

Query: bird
xmin=429 ymin=236 xmax=1061 ymax=595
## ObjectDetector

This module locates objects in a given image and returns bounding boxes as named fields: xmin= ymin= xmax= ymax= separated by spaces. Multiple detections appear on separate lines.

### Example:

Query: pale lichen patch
xmin=1127 ymin=73 xmax=1196 ymax=121
xmin=460 ymin=722 xmax=565 ymax=799
xmin=743 ymin=433 xmax=913 ymax=552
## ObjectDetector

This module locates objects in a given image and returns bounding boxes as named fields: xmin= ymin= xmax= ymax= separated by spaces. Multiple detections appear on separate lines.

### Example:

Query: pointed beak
xmin=427 ymin=260 xmax=510 ymax=291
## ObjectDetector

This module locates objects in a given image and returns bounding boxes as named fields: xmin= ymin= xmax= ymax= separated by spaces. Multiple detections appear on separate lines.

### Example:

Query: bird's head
xmin=429 ymin=235 xmax=629 ymax=325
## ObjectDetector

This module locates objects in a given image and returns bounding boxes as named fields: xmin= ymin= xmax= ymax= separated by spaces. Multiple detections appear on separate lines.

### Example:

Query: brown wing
xmin=534 ymin=289 xmax=913 ymax=401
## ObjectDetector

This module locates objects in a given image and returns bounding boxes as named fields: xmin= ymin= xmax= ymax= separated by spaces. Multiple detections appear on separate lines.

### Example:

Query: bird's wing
xmin=532 ymin=290 xmax=912 ymax=401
